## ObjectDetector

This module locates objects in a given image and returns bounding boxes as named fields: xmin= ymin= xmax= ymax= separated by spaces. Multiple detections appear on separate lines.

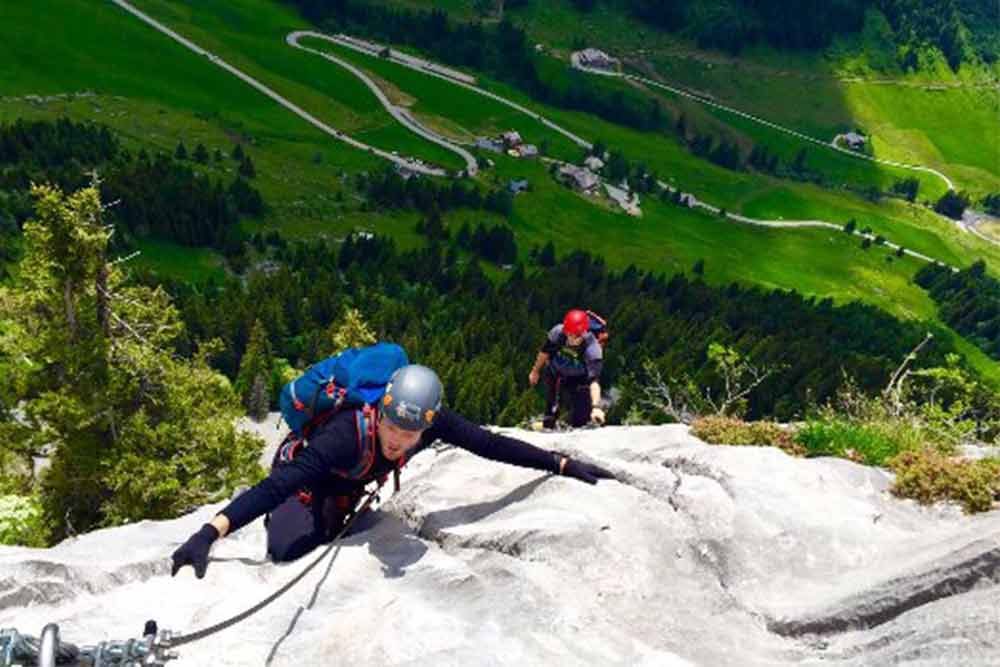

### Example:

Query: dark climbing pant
xmin=543 ymin=369 xmax=592 ymax=428
xmin=265 ymin=448 xmax=360 ymax=563
xmin=265 ymin=491 xmax=354 ymax=563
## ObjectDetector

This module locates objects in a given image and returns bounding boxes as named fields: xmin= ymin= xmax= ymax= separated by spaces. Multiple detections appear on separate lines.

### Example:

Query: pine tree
xmin=193 ymin=143 xmax=209 ymax=164
xmin=538 ymin=240 xmax=556 ymax=267
xmin=232 ymin=143 xmax=245 ymax=161
xmin=228 ymin=178 xmax=264 ymax=216
xmin=607 ymin=150 xmax=630 ymax=182
xmin=674 ymin=113 xmax=687 ymax=139
xmin=792 ymin=148 xmax=808 ymax=174
xmin=934 ymin=190 xmax=970 ymax=220
xmin=0 ymin=184 xmax=263 ymax=541
xmin=239 ymin=156 xmax=256 ymax=179
xmin=248 ymin=373 xmax=270 ymax=422
xmin=457 ymin=221 xmax=472 ymax=249
xmin=328 ymin=307 xmax=377 ymax=354
xmin=175 ymin=141 xmax=188 ymax=160
xmin=235 ymin=319 xmax=274 ymax=414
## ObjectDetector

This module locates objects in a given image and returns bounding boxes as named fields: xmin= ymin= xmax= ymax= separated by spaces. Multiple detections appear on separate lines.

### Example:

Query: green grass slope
xmin=642 ymin=54 xmax=1000 ymax=198
xmin=585 ymin=5 xmax=997 ymax=198
xmin=0 ymin=0 xmax=448 ymax=270
xmin=276 ymin=5 xmax=1000 ymax=272
xmin=129 ymin=0 xmax=466 ymax=171
xmin=392 ymin=0 xmax=999 ymax=198
xmin=338 ymin=39 xmax=1000 ymax=270
xmin=117 ymin=0 xmax=1000 ymax=276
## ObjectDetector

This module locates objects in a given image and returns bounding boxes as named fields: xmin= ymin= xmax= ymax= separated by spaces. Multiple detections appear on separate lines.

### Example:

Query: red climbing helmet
xmin=562 ymin=309 xmax=589 ymax=337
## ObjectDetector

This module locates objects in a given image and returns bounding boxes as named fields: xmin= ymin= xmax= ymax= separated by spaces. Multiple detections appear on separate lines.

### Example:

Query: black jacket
xmin=222 ymin=408 xmax=561 ymax=533
xmin=541 ymin=324 xmax=603 ymax=382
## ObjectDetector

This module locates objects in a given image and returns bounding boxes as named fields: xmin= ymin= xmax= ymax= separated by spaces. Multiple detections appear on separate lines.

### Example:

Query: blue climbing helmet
xmin=380 ymin=364 xmax=443 ymax=431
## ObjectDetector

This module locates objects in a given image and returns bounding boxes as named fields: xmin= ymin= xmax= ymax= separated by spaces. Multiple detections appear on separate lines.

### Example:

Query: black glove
xmin=561 ymin=458 xmax=616 ymax=485
xmin=171 ymin=523 xmax=219 ymax=579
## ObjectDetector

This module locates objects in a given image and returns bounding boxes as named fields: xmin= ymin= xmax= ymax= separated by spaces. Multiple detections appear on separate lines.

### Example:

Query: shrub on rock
xmin=889 ymin=448 xmax=1000 ymax=514
xmin=691 ymin=416 xmax=804 ymax=456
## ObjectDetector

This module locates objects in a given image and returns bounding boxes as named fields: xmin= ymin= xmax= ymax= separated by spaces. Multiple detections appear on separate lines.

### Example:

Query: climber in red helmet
xmin=528 ymin=309 xmax=607 ymax=429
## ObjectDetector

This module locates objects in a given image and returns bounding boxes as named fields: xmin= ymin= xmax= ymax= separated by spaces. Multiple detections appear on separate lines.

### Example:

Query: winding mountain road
xmin=292 ymin=30 xmax=593 ymax=152
xmin=299 ymin=32 xmax=956 ymax=265
xmin=107 ymin=0 xmax=971 ymax=266
xmin=287 ymin=31 xmax=478 ymax=176
xmin=109 ymin=0 xmax=450 ymax=176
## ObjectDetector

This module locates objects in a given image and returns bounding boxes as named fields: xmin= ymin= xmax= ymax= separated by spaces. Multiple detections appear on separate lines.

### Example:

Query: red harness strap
xmin=286 ymin=406 xmax=408 ymax=506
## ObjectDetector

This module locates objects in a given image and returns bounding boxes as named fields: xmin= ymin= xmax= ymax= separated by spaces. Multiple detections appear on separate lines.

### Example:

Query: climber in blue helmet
xmin=171 ymin=364 xmax=615 ymax=578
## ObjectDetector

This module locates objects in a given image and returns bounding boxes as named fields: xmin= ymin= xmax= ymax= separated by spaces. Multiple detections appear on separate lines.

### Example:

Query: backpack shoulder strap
xmin=335 ymin=406 xmax=409 ymax=487
xmin=329 ymin=406 xmax=380 ymax=480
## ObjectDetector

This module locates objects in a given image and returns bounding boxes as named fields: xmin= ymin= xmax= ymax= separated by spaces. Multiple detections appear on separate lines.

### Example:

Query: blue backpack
xmin=279 ymin=342 xmax=409 ymax=438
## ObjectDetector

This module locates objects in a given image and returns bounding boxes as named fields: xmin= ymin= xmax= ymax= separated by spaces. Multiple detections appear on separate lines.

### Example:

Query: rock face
xmin=2 ymin=425 xmax=998 ymax=666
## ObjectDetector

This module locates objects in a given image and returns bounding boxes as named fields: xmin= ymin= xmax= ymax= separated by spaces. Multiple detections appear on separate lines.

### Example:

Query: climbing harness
xmin=0 ymin=479 xmax=388 ymax=666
